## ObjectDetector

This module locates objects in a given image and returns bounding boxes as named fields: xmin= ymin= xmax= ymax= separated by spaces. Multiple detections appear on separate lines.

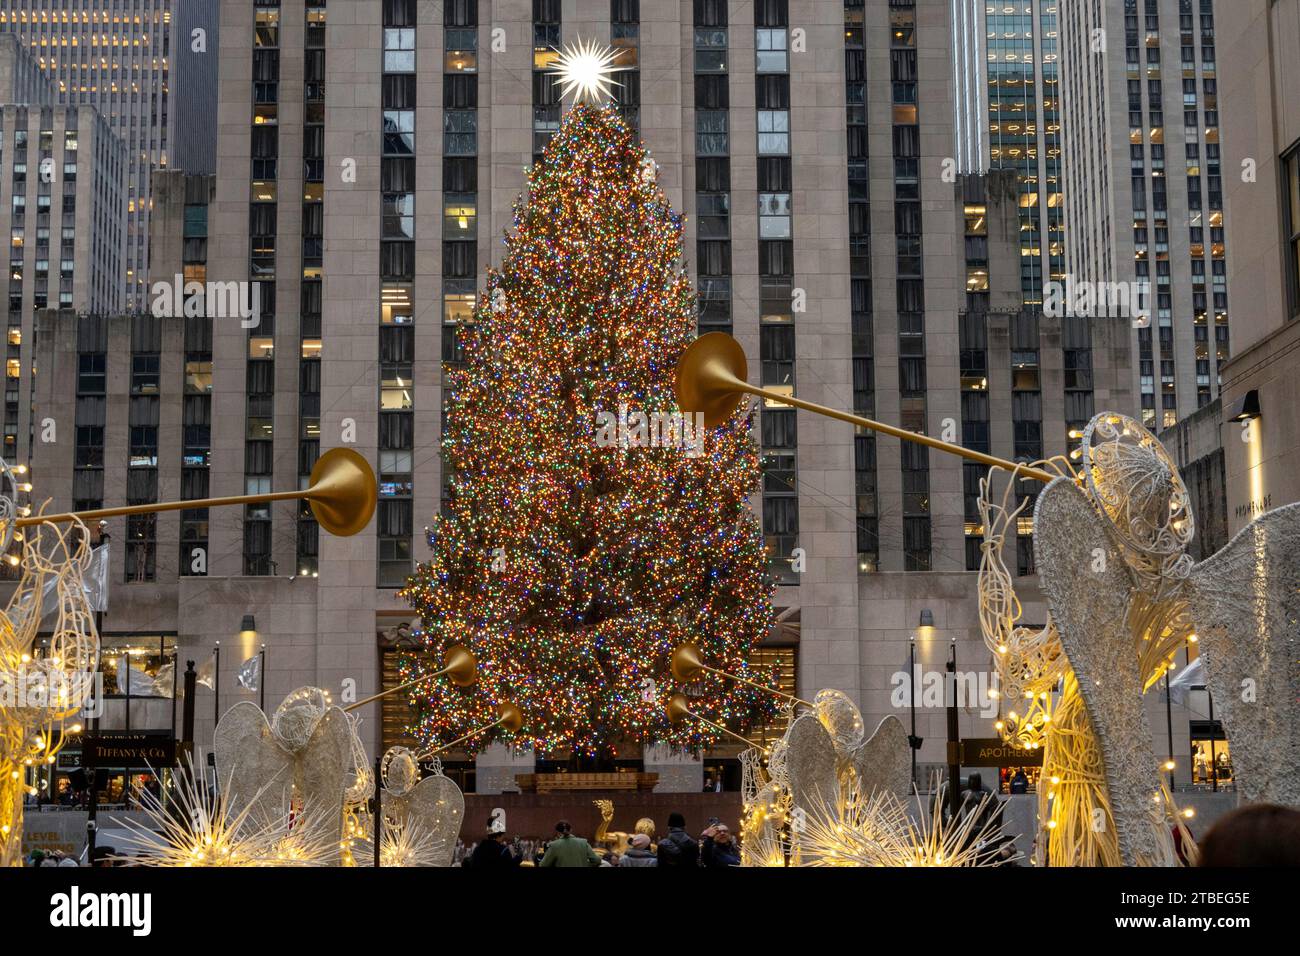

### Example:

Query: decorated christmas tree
xmin=399 ymin=100 xmax=777 ymax=759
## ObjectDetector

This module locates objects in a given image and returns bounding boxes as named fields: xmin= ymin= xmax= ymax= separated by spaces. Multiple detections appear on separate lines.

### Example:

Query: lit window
xmin=382 ymin=284 xmax=414 ymax=324
xmin=381 ymin=367 xmax=414 ymax=410
xmin=443 ymin=194 xmax=477 ymax=239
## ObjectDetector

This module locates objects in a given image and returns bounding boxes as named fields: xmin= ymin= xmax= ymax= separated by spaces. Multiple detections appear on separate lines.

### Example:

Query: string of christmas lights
xmin=399 ymin=104 xmax=779 ymax=758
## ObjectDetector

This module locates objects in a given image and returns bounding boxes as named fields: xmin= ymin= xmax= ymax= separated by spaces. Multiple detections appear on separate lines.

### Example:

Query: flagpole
xmin=213 ymin=642 xmax=220 ymax=730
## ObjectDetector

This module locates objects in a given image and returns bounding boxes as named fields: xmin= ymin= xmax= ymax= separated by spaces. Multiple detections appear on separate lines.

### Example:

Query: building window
xmin=1284 ymin=143 xmax=1300 ymax=318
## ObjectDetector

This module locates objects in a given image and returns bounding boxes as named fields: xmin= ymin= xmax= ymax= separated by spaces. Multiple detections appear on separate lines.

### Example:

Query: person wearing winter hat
xmin=619 ymin=833 xmax=657 ymax=867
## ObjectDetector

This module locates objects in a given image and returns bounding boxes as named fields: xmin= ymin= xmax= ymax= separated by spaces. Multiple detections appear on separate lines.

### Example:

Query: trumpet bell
xmin=666 ymin=693 xmax=691 ymax=725
xmin=671 ymin=643 xmax=704 ymax=683
xmin=497 ymin=701 xmax=524 ymax=734
xmin=675 ymin=332 xmax=749 ymax=429
xmin=307 ymin=448 xmax=377 ymax=537
xmin=443 ymin=645 xmax=478 ymax=687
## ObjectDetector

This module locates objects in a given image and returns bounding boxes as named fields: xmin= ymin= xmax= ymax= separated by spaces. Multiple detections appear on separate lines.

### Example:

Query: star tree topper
xmin=549 ymin=37 xmax=621 ymax=104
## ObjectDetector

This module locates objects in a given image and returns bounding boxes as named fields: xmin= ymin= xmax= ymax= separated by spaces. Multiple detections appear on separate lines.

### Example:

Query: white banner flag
xmin=235 ymin=654 xmax=261 ymax=693
xmin=195 ymin=653 xmax=217 ymax=690
xmin=40 ymin=543 xmax=110 ymax=620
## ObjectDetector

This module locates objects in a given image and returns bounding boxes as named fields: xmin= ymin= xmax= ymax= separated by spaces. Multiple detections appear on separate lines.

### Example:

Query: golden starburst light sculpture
xmin=549 ymin=38 xmax=620 ymax=104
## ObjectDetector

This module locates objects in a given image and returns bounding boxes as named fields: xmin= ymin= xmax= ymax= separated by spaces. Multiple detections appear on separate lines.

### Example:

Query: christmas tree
xmin=400 ymin=103 xmax=777 ymax=758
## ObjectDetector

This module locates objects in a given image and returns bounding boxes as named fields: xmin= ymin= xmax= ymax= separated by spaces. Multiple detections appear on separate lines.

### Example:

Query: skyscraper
xmin=1060 ymin=0 xmax=1230 ymax=430
xmin=0 ymin=34 xmax=128 ymax=467
xmin=0 ymin=0 xmax=219 ymax=306
xmin=984 ymin=0 xmax=1063 ymax=308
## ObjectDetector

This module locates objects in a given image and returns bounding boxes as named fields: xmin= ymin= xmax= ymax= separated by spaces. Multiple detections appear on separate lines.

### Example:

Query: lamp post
xmin=907 ymin=636 xmax=921 ymax=788
xmin=945 ymin=638 xmax=961 ymax=820
xmin=213 ymin=641 xmax=220 ymax=729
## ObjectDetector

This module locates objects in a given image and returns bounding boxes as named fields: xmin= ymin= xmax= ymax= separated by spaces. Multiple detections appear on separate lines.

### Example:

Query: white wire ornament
xmin=0 ymin=462 xmax=100 ymax=867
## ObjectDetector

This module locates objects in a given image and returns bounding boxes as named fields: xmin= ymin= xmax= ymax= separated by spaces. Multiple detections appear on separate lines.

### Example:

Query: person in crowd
xmin=1009 ymin=769 xmax=1028 ymax=794
xmin=620 ymin=833 xmax=657 ymax=867
xmin=699 ymin=822 xmax=740 ymax=868
xmin=702 ymin=775 xmax=714 ymax=793
xmin=960 ymin=772 xmax=1002 ymax=831
xmin=467 ymin=817 xmax=521 ymax=869
xmin=656 ymin=812 xmax=699 ymax=868
xmin=1197 ymin=804 xmax=1300 ymax=866
xmin=538 ymin=820 xmax=601 ymax=867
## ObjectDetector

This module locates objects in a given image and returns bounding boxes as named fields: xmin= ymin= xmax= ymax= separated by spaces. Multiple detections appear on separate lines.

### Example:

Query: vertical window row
xmin=532 ymin=0 xmax=561 ymax=163
xmin=1127 ymin=0 xmax=1170 ymax=428
xmin=73 ymin=314 xmax=107 ymax=516
xmin=845 ymin=0 xmax=876 ymax=573
xmin=244 ymin=1 xmax=281 ymax=575
xmin=378 ymin=0 xmax=419 ymax=587
xmin=610 ymin=0 xmax=640 ymax=133
xmin=694 ymin=0 xmax=730 ymax=335
xmin=1040 ymin=3 xmax=1064 ymax=298
xmin=1011 ymin=311 xmax=1041 ymax=576
xmin=180 ymin=185 xmax=212 ymax=577
xmin=126 ymin=314 xmax=160 ymax=582
xmin=985 ymin=3 xmax=1043 ymax=303
xmin=1179 ymin=0 xmax=1228 ymax=409
xmin=298 ymin=2 xmax=327 ymax=577
xmin=441 ymin=2 xmax=479 ymax=518
xmin=890 ymin=1 xmax=929 ymax=572
xmin=756 ymin=0 xmax=797 ymax=586
xmin=4 ymin=108 xmax=19 ymax=463
xmin=960 ymin=177 xmax=990 ymax=571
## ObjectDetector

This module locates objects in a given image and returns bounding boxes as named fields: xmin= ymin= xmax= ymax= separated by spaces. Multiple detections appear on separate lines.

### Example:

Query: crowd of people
xmin=457 ymin=812 xmax=742 ymax=868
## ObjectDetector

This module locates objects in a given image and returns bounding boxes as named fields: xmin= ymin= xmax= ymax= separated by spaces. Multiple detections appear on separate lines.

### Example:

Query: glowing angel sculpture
xmin=214 ymin=687 xmax=354 ymax=863
xmin=738 ymin=690 xmax=912 ymax=866
xmin=1037 ymin=414 xmax=1299 ymax=809
xmin=373 ymin=747 xmax=464 ymax=867
xmin=981 ymin=411 xmax=1297 ymax=866
xmin=0 ymin=461 xmax=100 ymax=867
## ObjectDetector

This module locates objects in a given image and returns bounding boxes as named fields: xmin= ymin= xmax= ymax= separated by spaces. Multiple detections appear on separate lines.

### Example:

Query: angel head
xmin=271 ymin=687 xmax=332 ymax=752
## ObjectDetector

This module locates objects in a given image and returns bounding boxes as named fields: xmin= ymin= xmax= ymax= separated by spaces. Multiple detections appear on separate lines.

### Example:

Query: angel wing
xmin=1034 ymin=478 xmax=1176 ymax=866
xmin=783 ymin=712 xmax=839 ymax=818
xmin=1185 ymin=502 xmax=1300 ymax=806
xmin=391 ymin=772 xmax=465 ymax=867
xmin=848 ymin=715 xmax=911 ymax=798
xmin=295 ymin=707 xmax=352 ymax=862
xmin=213 ymin=700 xmax=294 ymax=826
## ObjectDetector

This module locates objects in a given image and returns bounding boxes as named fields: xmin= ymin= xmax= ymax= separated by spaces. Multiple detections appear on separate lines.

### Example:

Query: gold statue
xmin=593 ymin=799 xmax=656 ymax=854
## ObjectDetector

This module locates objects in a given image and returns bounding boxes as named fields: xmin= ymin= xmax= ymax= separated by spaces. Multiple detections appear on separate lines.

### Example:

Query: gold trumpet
xmin=15 ymin=447 xmax=378 ymax=536
xmin=675 ymin=332 xmax=1058 ymax=485
xmin=666 ymin=693 xmax=763 ymax=750
xmin=418 ymin=701 xmax=525 ymax=758
xmin=671 ymin=643 xmax=812 ymax=709
xmin=344 ymin=644 xmax=478 ymax=713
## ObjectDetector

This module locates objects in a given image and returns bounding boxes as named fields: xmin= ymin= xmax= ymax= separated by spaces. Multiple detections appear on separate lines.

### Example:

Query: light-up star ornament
xmin=549 ymin=38 xmax=621 ymax=104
